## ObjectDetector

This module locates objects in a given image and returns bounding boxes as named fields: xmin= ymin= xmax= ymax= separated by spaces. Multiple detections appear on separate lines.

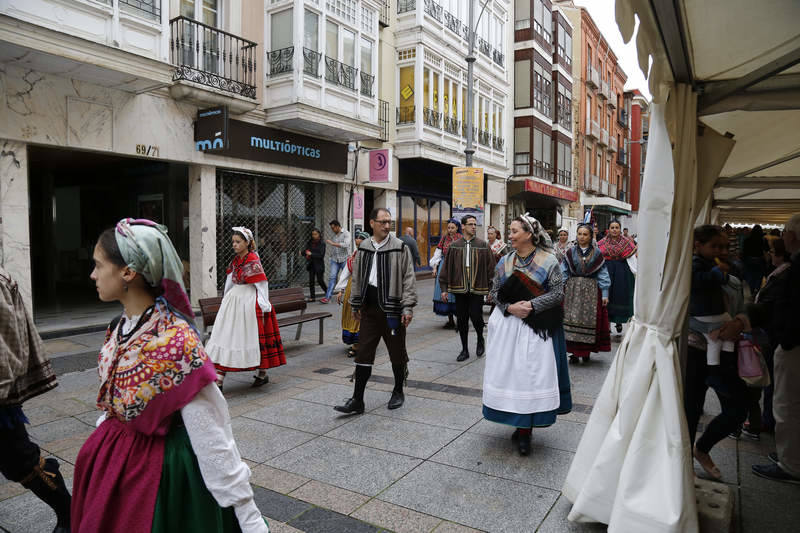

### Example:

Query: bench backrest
xmin=198 ymin=286 xmax=307 ymax=329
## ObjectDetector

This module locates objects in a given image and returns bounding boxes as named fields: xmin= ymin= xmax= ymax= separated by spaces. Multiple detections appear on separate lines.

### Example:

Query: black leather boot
xmin=476 ymin=334 xmax=485 ymax=357
xmin=22 ymin=458 xmax=71 ymax=533
xmin=456 ymin=348 xmax=470 ymax=362
xmin=388 ymin=363 xmax=406 ymax=409
xmin=517 ymin=430 xmax=532 ymax=456
xmin=334 ymin=365 xmax=370 ymax=414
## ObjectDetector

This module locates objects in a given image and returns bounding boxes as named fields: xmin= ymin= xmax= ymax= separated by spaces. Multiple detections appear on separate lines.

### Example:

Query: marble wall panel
xmin=188 ymin=165 xmax=217 ymax=306
xmin=0 ymin=140 xmax=32 ymax=312
xmin=67 ymin=97 xmax=113 ymax=151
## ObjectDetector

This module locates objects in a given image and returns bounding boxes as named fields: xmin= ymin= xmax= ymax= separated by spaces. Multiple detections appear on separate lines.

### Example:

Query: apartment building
xmin=0 ymin=0 xmax=390 ymax=314
xmin=556 ymin=1 xmax=631 ymax=232
xmin=625 ymin=88 xmax=649 ymax=234
xmin=389 ymin=0 xmax=511 ymax=264
xmin=509 ymin=0 xmax=579 ymax=235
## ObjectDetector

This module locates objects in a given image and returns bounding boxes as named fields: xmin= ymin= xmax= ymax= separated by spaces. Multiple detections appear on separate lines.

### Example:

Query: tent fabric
xmin=563 ymin=85 xmax=734 ymax=533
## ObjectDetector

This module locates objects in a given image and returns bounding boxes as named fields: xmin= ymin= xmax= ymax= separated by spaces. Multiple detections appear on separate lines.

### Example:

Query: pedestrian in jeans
xmin=684 ymin=225 xmax=748 ymax=480
xmin=322 ymin=220 xmax=350 ymax=303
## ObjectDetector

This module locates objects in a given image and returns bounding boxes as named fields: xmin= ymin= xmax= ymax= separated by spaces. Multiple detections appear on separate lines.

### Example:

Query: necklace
xmin=515 ymin=247 xmax=536 ymax=261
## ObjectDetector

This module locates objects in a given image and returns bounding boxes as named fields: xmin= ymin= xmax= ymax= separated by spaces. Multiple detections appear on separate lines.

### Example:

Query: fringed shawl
xmin=437 ymin=233 xmax=461 ymax=256
xmin=227 ymin=252 xmax=267 ymax=284
xmin=565 ymin=245 xmax=606 ymax=277
xmin=597 ymin=235 xmax=637 ymax=260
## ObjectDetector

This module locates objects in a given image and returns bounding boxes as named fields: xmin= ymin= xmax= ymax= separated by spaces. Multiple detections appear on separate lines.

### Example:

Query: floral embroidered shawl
xmin=227 ymin=252 xmax=268 ymax=285
xmin=437 ymin=233 xmax=461 ymax=256
xmin=564 ymin=245 xmax=606 ymax=277
xmin=96 ymin=298 xmax=215 ymax=435
xmin=597 ymin=235 xmax=637 ymax=260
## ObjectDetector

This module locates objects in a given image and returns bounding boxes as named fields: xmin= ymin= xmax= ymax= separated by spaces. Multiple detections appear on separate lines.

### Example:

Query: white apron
xmin=205 ymin=283 xmax=261 ymax=369
xmin=483 ymin=307 xmax=560 ymax=414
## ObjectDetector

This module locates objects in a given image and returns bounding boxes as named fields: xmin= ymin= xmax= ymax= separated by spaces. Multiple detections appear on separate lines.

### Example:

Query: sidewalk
xmin=3 ymin=278 xmax=799 ymax=532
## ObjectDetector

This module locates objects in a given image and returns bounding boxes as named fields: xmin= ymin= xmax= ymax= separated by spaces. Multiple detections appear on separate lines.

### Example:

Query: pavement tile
xmin=266 ymin=437 xmax=421 ymax=496
xmin=250 ymin=465 xmax=310 ymax=494
xmin=536 ymin=495 xmax=607 ymax=532
xmin=244 ymin=398 xmax=355 ymax=435
xmin=432 ymin=522 xmax=485 ymax=533
xmin=377 ymin=395 xmax=483 ymax=431
xmin=0 ymin=489 xmax=59 ymax=533
xmin=230 ymin=417 xmax=316 ymax=463
xmin=290 ymin=383 xmax=393 ymax=412
xmin=289 ymin=480 xmax=369 ymax=515
xmin=51 ymin=397 xmax=97 ymax=417
xmin=26 ymin=417 xmax=93 ymax=446
xmin=379 ymin=461 xmax=559 ymax=533
xmin=739 ymin=482 xmax=800 ymax=533
xmin=22 ymin=405 xmax=63 ymax=426
xmin=252 ymin=386 xmax=308 ymax=407
xmin=0 ymin=480 xmax=27 ymax=502
xmin=228 ymin=400 xmax=264 ymax=418
xmin=375 ymin=360 xmax=463 ymax=382
xmin=266 ymin=521 xmax=304 ymax=533
xmin=468 ymin=419 xmax=586 ymax=453
xmin=54 ymin=445 xmax=83 ymax=465
xmin=430 ymin=432 xmax=574 ymax=491
xmin=73 ymin=410 xmax=102 ymax=428
xmin=351 ymin=499 xmax=443 ymax=533
xmin=325 ymin=414 xmax=461 ymax=459
xmin=287 ymin=506 xmax=380 ymax=533
xmin=252 ymin=486 xmax=313 ymax=523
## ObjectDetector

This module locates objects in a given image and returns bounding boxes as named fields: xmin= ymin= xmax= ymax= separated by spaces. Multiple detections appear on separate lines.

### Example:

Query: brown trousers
xmin=354 ymin=301 xmax=409 ymax=366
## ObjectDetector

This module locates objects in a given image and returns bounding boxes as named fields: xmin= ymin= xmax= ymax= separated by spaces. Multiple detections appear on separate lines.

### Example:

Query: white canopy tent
xmin=562 ymin=1 xmax=800 ymax=531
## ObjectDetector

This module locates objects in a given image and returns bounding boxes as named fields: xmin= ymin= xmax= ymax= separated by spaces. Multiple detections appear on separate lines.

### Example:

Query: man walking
xmin=440 ymin=215 xmax=496 ymax=361
xmin=400 ymin=227 xmax=421 ymax=267
xmin=334 ymin=207 xmax=417 ymax=413
xmin=323 ymin=220 xmax=351 ymax=303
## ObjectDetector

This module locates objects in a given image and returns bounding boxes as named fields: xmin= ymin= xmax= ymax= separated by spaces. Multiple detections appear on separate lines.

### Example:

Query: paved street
xmin=2 ymin=278 xmax=799 ymax=532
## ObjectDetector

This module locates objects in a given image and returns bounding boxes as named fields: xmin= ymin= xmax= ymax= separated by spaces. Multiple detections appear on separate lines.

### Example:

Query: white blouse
xmin=224 ymin=273 xmax=271 ymax=313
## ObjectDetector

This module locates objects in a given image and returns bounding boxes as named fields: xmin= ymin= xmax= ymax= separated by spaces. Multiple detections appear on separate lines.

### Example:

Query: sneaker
xmin=741 ymin=429 xmax=760 ymax=441
xmin=728 ymin=431 xmax=740 ymax=440
xmin=752 ymin=463 xmax=800 ymax=485
xmin=320 ymin=298 xmax=330 ymax=304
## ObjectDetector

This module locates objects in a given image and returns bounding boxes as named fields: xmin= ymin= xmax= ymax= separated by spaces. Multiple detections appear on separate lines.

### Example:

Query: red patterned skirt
xmin=214 ymin=303 xmax=286 ymax=372
xmin=566 ymin=288 xmax=611 ymax=358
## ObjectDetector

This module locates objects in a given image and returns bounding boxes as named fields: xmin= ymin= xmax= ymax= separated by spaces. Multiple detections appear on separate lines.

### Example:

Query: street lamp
xmin=465 ymin=0 xmax=492 ymax=167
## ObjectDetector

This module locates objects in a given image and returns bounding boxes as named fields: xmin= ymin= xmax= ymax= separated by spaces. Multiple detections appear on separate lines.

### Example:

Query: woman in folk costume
xmin=561 ymin=223 xmax=612 ymax=363
xmin=483 ymin=214 xmax=572 ymax=456
xmin=596 ymin=220 xmax=637 ymax=334
xmin=487 ymin=226 xmax=507 ymax=261
xmin=430 ymin=218 xmax=461 ymax=329
xmin=334 ymin=231 xmax=369 ymax=358
xmin=206 ymin=227 xmax=286 ymax=392
xmin=554 ymin=228 xmax=571 ymax=263
xmin=73 ymin=219 xmax=268 ymax=533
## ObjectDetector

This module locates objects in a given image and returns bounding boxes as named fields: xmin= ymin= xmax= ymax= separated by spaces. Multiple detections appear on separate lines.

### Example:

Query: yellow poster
xmin=452 ymin=167 xmax=485 ymax=225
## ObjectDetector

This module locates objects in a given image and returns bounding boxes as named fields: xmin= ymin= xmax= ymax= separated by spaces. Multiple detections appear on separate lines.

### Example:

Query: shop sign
xmin=369 ymin=149 xmax=390 ymax=182
xmin=524 ymin=179 xmax=578 ymax=202
xmin=194 ymin=107 xmax=348 ymax=174
xmin=452 ymin=167 xmax=485 ymax=225
xmin=353 ymin=192 xmax=364 ymax=220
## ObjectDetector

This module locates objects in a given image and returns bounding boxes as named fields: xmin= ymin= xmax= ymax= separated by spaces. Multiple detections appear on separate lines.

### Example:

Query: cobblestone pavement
xmin=3 ymin=279 xmax=799 ymax=532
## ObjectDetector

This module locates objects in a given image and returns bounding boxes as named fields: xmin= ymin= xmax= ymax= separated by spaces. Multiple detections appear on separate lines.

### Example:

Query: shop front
xmin=506 ymin=178 xmax=579 ymax=238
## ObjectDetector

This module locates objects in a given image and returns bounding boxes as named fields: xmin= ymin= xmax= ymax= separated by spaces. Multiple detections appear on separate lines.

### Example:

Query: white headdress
xmin=517 ymin=213 xmax=553 ymax=250
xmin=232 ymin=226 xmax=254 ymax=244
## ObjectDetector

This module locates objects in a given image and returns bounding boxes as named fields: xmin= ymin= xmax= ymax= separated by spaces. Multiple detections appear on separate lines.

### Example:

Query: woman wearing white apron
xmin=206 ymin=227 xmax=286 ymax=392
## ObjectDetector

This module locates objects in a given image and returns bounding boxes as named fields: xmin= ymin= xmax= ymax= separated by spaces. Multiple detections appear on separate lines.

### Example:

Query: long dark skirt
xmin=605 ymin=258 xmax=635 ymax=324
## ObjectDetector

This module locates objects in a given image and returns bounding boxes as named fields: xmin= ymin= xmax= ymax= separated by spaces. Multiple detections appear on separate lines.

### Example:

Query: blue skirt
xmin=483 ymin=327 xmax=572 ymax=428
xmin=432 ymin=268 xmax=457 ymax=316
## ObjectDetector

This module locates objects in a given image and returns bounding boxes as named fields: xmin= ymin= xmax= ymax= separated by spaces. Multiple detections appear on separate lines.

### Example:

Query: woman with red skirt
xmin=561 ymin=223 xmax=611 ymax=363
xmin=206 ymin=227 xmax=286 ymax=391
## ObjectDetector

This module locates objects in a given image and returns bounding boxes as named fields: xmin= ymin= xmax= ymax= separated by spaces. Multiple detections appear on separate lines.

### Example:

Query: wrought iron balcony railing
xmin=478 ymin=129 xmax=491 ymax=146
xmin=443 ymin=115 xmax=460 ymax=136
xmin=360 ymin=72 xmax=375 ymax=97
xmin=423 ymin=0 xmax=443 ymax=22
xmin=169 ymin=16 xmax=257 ymax=99
xmin=492 ymin=135 xmax=504 ymax=152
xmin=397 ymin=105 xmax=415 ymax=125
xmin=121 ymin=0 xmax=160 ymax=20
xmin=444 ymin=11 xmax=460 ymax=34
xmin=556 ymin=169 xmax=572 ymax=187
xmin=303 ymin=48 xmax=322 ymax=77
xmin=462 ymin=23 xmax=471 ymax=42
xmin=423 ymin=107 xmax=442 ymax=129
xmin=379 ymin=0 xmax=390 ymax=27
xmin=267 ymin=46 xmax=294 ymax=76
xmin=492 ymin=49 xmax=504 ymax=67
xmin=478 ymin=37 xmax=491 ymax=57
xmin=325 ymin=56 xmax=357 ymax=90
xmin=379 ymin=99 xmax=390 ymax=141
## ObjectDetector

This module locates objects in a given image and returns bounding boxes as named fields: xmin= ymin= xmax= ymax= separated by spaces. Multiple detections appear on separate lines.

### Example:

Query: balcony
xmin=360 ymin=72 xmax=375 ymax=97
xmin=444 ymin=11 xmax=461 ymax=34
xmin=379 ymin=99 xmax=389 ymax=141
xmin=598 ymin=128 xmax=609 ymax=147
xmin=380 ymin=0 xmax=390 ymax=27
xmin=585 ymin=65 xmax=600 ymax=88
xmin=267 ymin=46 xmax=294 ymax=76
xmin=492 ymin=135 xmax=505 ymax=152
xmin=607 ymin=94 xmax=617 ymax=109
xmin=325 ymin=56 xmax=357 ymax=90
xmin=169 ymin=16 xmax=258 ymax=113
xmin=303 ymin=48 xmax=322 ymax=77
xmin=478 ymin=130 xmax=491 ymax=147
xmin=608 ymin=181 xmax=618 ymax=199
xmin=608 ymin=136 xmax=618 ymax=153
xmin=585 ymin=117 xmax=600 ymax=140
xmin=617 ymin=109 xmax=629 ymax=128
xmin=423 ymin=107 xmax=442 ymax=129
xmin=492 ymin=49 xmax=505 ymax=67
xmin=423 ymin=0 xmax=443 ymax=23
xmin=397 ymin=105 xmax=416 ymax=125
xmin=478 ymin=37 xmax=491 ymax=57
xmin=556 ymin=169 xmax=572 ymax=187
xmin=585 ymin=173 xmax=600 ymax=192
xmin=618 ymin=190 xmax=629 ymax=203
xmin=398 ymin=0 xmax=415 ymax=14
xmin=600 ymin=180 xmax=609 ymax=196
xmin=533 ymin=161 xmax=554 ymax=181
xmin=556 ymin=45 xmax=572 ymax=70
xmin=443 ymin=115 xmax=460 ymax=136
xmin=617 ymin=148 xmax=627 ymax=165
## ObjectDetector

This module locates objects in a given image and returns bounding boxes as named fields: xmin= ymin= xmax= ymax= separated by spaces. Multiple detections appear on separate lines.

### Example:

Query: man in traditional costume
xmin=334 ymin=208 xmax=417 ymax=414
xmin=0 ymin=267 xmax=71 ymax=533
xmin=597 ymin=220 xmax=637 ymax=334
xmin=439 ymin=215 xmax=496 ymax=361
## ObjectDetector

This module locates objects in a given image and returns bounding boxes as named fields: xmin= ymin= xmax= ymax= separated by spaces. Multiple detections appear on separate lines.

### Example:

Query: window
xmin=515 ymin=0 xmax=530 ymax=30
xmin=533 ymin=128 xmax=543 ymax=175
xmin=271 ymin=10 xmax=293 ymax=51
xmin=514 ymin=60 xmax=531 ymax=108
xmin=304 ymin=10 xmax=319 ymax=50
xmin=361 ymin=5 xmax=375 ymax=33
xmin=533 ymin=62 xmax=551 ymax=117
xmin=398 ymin=66 xmax=414 ymax=109
xmin=515 ymin=127 xmax=530 ymax=175
xmin=360 ymin=38 xmax=372 ymax=75
xmin=424 ymin=68 xmax=430 ymax=107
xmin=327 ymin=0 xmax=356 ymax=24
xmin=326 ymin=20 xmax=338 ymax=59
xmin=557 ymin=84 xmax=572 ymax=129
xmin=120 ymin=0 xmax=160 ymax=20
xmin=342 ymin=28 xmax=355 ymax=66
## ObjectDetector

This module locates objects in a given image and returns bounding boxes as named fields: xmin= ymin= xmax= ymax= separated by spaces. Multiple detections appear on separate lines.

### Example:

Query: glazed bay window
xmin=325 ymin=21 xmax=357 ymax=90
xmin=360 ymin=38 xmax=374 ymax=96
xmin=514 ymin=127 xmax=530 ymax=175
xmin=269 ymin=9 xmax=293 ymax=76
xmin=303 ymin=9 xmax=321 ymax=76
xmin=533 ymin=128 xmax=552 ymax=179
xmin=514 ymin=0 xmax=530 ymax=30
xmin=533 ymin=62 xmax=551 ymax=117
xmin=514 ymin=59 xmax=531 ymax=108
xmin=556 ymin=142 xmax=572 ymax=186
xmin=556 ymin=84 xmax=571 ymax=129
xmin=398 ymin=65 xmax=415 ymax=124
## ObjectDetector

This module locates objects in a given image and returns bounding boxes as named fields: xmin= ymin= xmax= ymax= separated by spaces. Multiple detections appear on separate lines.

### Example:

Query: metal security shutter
xmin=216 ymin=171 xmax=337 ymax=291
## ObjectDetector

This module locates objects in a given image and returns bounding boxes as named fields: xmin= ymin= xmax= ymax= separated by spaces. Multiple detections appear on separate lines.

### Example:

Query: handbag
xmin=737 ymin=338 xmax=771 ymax=387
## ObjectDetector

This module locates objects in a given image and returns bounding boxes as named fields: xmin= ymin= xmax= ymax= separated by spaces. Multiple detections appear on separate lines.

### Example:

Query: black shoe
xmin=476 ymin=340 xmax=485 ymax=357
xmin=616 ymin=323 xmax=623 ymax=333
xmin=518 ymin=431 xmax=532 ymax=456
xmin=333 ymin=398 xmax=365 ymax=414
xmin=511 ymin=428 xmax=519 ymax=441
xmin=252 ymin=374 xmax=269 ymax=388
xmin=752 ymin=463 xmax=800 ymax=485
xmin=569 ymin=355 xmax=578 ymax=364
xmin=456 ymin=349 xmax=470 ymax=362
xmin=23 ymin=458 xmax=71 ymax=532
xmin=388 ymin=390 xmax=405 ymax=410
xmin=769 ymin=452 xmax=779 ymax=464
xmin=443 ymin=321 xmax=456 ymax=329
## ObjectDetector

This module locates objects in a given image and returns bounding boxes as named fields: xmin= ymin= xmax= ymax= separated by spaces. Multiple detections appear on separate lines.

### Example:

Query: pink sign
xmin=369 ymin=149 xmax=390 ymax=182
xmin=353 ymin=192 xmax=364 ymax=220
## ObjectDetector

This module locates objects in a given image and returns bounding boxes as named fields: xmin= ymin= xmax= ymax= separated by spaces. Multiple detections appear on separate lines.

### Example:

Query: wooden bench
xmin=198 ymin=286 xmax=332 ymax=345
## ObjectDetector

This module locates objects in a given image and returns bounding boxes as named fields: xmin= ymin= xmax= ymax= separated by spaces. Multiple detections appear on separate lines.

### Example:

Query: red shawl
xmin=227 ymin=252 xmax=267 ymax=284
xmin=437 ymin=233 xmax=461 ymax=256
xmin=346 ymin=249 xmax=357 ymax=273
xmin=597 ymin=235 xmax=637 ymax=260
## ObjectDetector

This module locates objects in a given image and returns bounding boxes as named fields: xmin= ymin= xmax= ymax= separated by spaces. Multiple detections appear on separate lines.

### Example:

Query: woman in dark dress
xmin=303 ymin=228 xmax=327 ymax=302
xmin=741 ymin=225 xmax=769 ymax=296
